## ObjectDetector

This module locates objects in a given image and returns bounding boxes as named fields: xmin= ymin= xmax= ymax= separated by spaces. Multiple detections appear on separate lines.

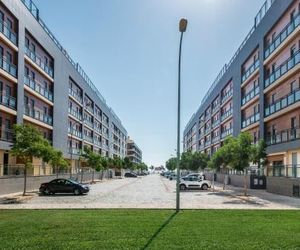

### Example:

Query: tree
xmin=251 ymin=139 xmax=268 ymax=171
xmin=81 ymin=146 xmax=103 ymax=183
xmin=189 ymin=151 xmax=209 ymax=171
xmin=180 ymin=151 xmax=192 ymax=170
xmin=48 ymin=149 xmax=68 ymax=178
xmin=11 ymin=124 xmax=52 ymax=196
xmin=166 ymin=157 xmax=177 ymax=171
xmin=123 ymin=157 xmax=133 ymax=170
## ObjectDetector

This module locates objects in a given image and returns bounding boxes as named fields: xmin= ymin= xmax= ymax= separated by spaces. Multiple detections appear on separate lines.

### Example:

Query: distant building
xmin=126 ymin=137 xmax=142 ymax=164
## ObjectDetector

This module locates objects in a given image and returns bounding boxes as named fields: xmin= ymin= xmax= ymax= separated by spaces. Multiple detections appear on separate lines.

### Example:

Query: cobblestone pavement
xmin=0 ymin=174 xmax=299 ymax=209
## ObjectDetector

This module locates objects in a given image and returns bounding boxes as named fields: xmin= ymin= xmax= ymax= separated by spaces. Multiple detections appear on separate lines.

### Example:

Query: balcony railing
xmin=204 ymin=128 xmax=210 ymax=135
xmin=84 ymin=119 xmax=94 ymax=129
xmin=266 ymin=127 xmax=300 ymax=146
xmin=69 ymin=148 xmax=81 ymax=155
xmin=94 ymin=140 xmax=102 ymax=147
xmin=211 ymin=120 xmax=220 ymax=129
xmin=221 ymin=89 xmax=233 ymax=104
xmin=25 ymin=46 xmax=54 ymax=78
xmin=242 ymin=112 xmax=259 ymax=128
xmin=94 ymin=127 xmax=102 ymax=135
xmin=204 ymin=141 xmax=211 ymax=147
xmin=265 ymin=49 xmax=300 ymax=88
xmin=221 ymin=108 xmax=233 ymax=122
xmin=241 ymin=86 xmax=259 ymax=106
xmin=0 ymin=56 xmax=17 ymax=77
xmin=265 ymin=88 xmax=300 ymax=117
xmin=69 ymin=88 xmax=83 ymax=104
xmin=221 ymin=128 xmax=233 ymax=139
xmin=270 ymin=164 xmax=300 ymax=178
xmin=83 ymin=135 xmax=94 ymax=144
xmin=85 ymin=104 xmax=94 ymax=114
xmin=265 ymin=12 xmax=300 ymax=59
xmin=68 ymin=107 xmax=82 ymax=121
xmin=242 ymin=60 xmax=259 ymax=83
xmin=0 ymin=92 xmax=16 ymax=109
xmin=68 ymin=127 xmax=82 ymax=139
xmin=212 ymin=135 xmax=220 ymax=144
xmin=0 ymin=127 xmax=14 ymax=142
xmin=212 ymin=105 xmax=220 ymax=114
xmin=24 ymin=106 xmax=53 ymax=125
xmin=24 ymin=76 xmax=53 ymax=102
xmin=0 ymin=20 xmax=17 ymax=45
xmin=199 ymin=144 xmax=204 ymax=150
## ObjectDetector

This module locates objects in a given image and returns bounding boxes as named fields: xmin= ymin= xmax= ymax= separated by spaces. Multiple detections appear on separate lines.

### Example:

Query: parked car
xmin=179 ymin=176 xmax=211 ymax=190
xmin=124 ymin=172 xmax=138 ymax=178
xmin=169 ymin=173 xmax=177 ymax=180
xmin=183 ymin=173 xmax=205 ymax=180
xmin=39 ymin=179 xmax=90 ymax=195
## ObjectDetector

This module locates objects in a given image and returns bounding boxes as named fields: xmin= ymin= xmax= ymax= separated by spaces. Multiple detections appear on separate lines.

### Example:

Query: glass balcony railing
xmin=24 ymin=106 xmax=53 ymax=125
xmin=212 ymin=105 xmax=220 ymax=114
xmin=204 ymin=128 xmax=210 ymax=135
xmin=84 ymin=119 xmax=94 ymax=129
xmin=266 ymin=127 xmax=300 ymax=146
xmin=221 ymin=108 xmax=233 ymax=122
xmin=241 ymin=86 xmax=259 ymax=106
xmin=94 ymin=127 xmax=102 ymax=134
xmin=68 ymin=107 xmax=82 ymax=121
xmin=0 ymin=92 xmax=16 ymax=109
xmin=204 ymin=141 xmax=211 ymax=147
xmin=221 ymin=89 xmax=233 ymax=104
xmin=265 ymin=12 xmax=300 ymax=59
xmin=265 ymin=88 xmax=300 ymax=117
xmin=25 ymin=46 xmax=54 ymax=78
xmin=241 ymin=60 xmax=259 ymax=83
xmin=0 ymin=20 xmax=17 ymax=45
xmin=242 ymin=112 xmax=259 ymax=128
xmin=83 ymin=135 xmax=94 ymax=144
xmin=69 ymin=88 xmax=83 ymax=104
xmin=211 ymin=120 xmax=220 ymax=129
xmin=94 ymin=140 xmax=102 ymax=147
xmin=265 ymin=50 xmax=300 ymax=88
xmin=212 ymin=135 xmax=220 ymax=144
xmin=221 ymin=128 xmax=233 ymax=139
xmin=0 ymin=126 xmax=14 ymax=142
xmin=0 ymin=56 xmax=17 ymax=77
xmin=24 ymin=76 xmax=53 ymax=102
xmin=85 ymin=104 xmax=94 ymax=114
xmin=69 ymin=148 xmax=81 ymax=155
xmin=271 ymin=164 xmax=300 ymax=178
xmin=68 ymin=127 xmax=82 ymax=139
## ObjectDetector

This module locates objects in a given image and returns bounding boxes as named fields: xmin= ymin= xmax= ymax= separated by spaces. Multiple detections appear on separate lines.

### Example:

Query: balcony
xmin=85 ymin=104 xmax=94 ymax=114
xmin=25 ymin=46 xmax=54 ymax=78
xmin=68 ymin=127 xmax=82 ymax=139
xmin=68 ymin=107 xmax=82 ymax=121
xmin=204 ymin=128 xmax=210 ymax=135
xmin=94 ymin=127 xmax=102 ymax=135
xmin=212 ymin=135 xmax=220 ymax=144
xmin=241 ymin=60 xmax=259 ymax=83
xmin=265 ymin=88 xmax=300 ymax=117
xmin=221 ymin=128 xmax=233 ymax=139
xmin=266 ymin=127 xmax=300 ymax=146
xmin=0 ymin=56 xmax=17 ymax=78
xmin=265 ymin=49 xmax=300 ymax=89
xmin=0 ymin=20 xmax=17 ymax=45
xmin=0 ymin=92 xmax=16 ymax=110
xmin=199 ymin=144 xmax=204 ymax=150
xmin=242 ymin=112 xmax=259 ymax=129
xmin=270 ymin=164 xmax=300 ymax=178
xmin=24 ymin=106 xmax=53 ymax=126
xmin=221 ymin=108 xmax=233 ymax=122
xmin=69 ymin=148 xmax=81 ymax=155
xmin=211 ymin=120 xmax=220 ymax=129
xmin=24 ymin=76 xmax=53 ymax=102
xmin=212 ymin=104 xmax=220 ymax=114
xmin=241 ymin=86 xmax=259 ymax=106
xmin=204 ymin=141 xmax=211 ymax=147
xmin=265 ymin=12 xmax=300 ymax=59
xmin=69 ymin=88 xmax=83 ymax=104
xmin=84 ymin=119 xmax=94 ymax=129
xmin=221 ymin=89 xmax=233 ymax=105
xmin=0 ymin=126 xmax=14 ymax=142
xmin=94 ymin=140 xmax=102 ymax=147
xmin=83 ymin=135 xmax=94 ymax=144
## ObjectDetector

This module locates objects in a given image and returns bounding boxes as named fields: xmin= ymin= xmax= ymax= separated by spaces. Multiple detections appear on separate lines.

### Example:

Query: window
xmin=25 ymin=66 xmax=29 ymax=76
xmin=290 ymin=9 xmax=296 ymax=21
xmin=291 ymin=45 xmax=296 ymax=57
xmin=6 ymin=18 xmax=12 ymax=30
xmin=25 ymin=37 xmax=29 ymax=48
xmin=6 ymin=51 xmax=12 ymax=63
xmin=291 ymin=117 xmax=296 ymax=129
xmin=271 ymin=32 xmax=276 ymax=41
xmin=31 ymin=43 xmax=35 ymax=53
xmin=291 ymin=81 xmax=298 ymax=92
xmin=271 ymin=63 xmax=276 ymax=73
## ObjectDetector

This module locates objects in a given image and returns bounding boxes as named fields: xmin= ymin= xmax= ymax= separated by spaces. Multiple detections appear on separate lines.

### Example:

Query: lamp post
xmin=176 ymin=18 xmax=187 ymax=213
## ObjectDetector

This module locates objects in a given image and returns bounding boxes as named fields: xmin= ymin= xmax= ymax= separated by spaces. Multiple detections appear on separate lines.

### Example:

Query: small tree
xmin=49 ymin=149 xmax=68 ymax=178
xmin=166 ymin=157 xmax=177 ymax=171
xmin=81 ymin=146 xmax=102 ymax=183
xmin=180 ymin=151 xmax=192 ymax=170
xmin=251 ymin=139 xmax=268 ymax=172
xmin=189 ymin=151 xmax=209 ymax=171
xmin=11 ymin=124 xmax=52 ymax=196
xmin=123 ymin=157 xmax=133 ymax=171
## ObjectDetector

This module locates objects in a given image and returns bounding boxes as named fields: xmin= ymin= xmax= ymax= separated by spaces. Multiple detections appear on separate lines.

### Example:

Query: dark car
xmin=39 ymin=178 xmax=90 ymax=195
xmin=124 ymin=172 xmax=138 ymax=178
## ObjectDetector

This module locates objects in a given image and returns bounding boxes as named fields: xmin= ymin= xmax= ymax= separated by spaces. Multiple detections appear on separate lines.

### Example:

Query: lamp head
xmin=179 ymin=18 xmax=188 ymax=32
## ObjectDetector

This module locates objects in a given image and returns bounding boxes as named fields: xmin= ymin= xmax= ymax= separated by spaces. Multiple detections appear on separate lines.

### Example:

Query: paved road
xmin=1 ymin=174 xmax=300 ymax=209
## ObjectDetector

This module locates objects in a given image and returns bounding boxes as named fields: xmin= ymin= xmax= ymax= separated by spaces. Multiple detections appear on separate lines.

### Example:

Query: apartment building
xmin=0 ymin=0 xmax=127 ymax=176
xmin=126 ymin=137 xmax=142 ymax=164
xmin=183 ymin=0 xmax=300 ymax=180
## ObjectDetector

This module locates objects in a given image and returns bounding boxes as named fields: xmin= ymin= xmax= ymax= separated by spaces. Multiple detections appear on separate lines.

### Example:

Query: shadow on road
xmin=141 ymin=211 xmax=177 ymax=250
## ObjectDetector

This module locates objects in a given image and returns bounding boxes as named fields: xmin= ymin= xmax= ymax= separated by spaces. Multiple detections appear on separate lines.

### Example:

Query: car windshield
xmin=68 ymin=179 xmax=80 ymax=185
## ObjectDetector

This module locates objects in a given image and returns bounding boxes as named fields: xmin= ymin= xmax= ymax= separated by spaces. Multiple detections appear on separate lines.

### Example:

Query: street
xmin=1 ymin=174 xmax=300 ymax=209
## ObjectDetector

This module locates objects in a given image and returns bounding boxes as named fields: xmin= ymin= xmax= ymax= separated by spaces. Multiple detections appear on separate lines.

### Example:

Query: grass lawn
xmin=0 ymin=210 xmax=300 ymax=250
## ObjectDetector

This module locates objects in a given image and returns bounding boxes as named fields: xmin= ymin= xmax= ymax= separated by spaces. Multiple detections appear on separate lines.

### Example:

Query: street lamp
xmin=176 ymin=18 xmax=187 ymax=212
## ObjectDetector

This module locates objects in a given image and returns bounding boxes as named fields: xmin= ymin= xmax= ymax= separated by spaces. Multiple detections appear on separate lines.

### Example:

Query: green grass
xmin=0 ymin=210 xmax=300 ymax=250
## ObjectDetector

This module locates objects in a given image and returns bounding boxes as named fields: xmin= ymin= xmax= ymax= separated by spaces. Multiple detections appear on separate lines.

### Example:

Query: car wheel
xmin=202 ymin=184 xmax=208 ymax=190
xmin=74 ymin=188 xmax=81 ymax=195
xmin=43 ymin=188 xmax=50 ymax=195
xmin=179 ymin=184 xmax=186 ymax=190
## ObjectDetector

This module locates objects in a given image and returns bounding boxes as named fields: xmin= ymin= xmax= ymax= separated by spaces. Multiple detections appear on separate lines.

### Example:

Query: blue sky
xmin=35 ymin=0 xmax=265 ymax=166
